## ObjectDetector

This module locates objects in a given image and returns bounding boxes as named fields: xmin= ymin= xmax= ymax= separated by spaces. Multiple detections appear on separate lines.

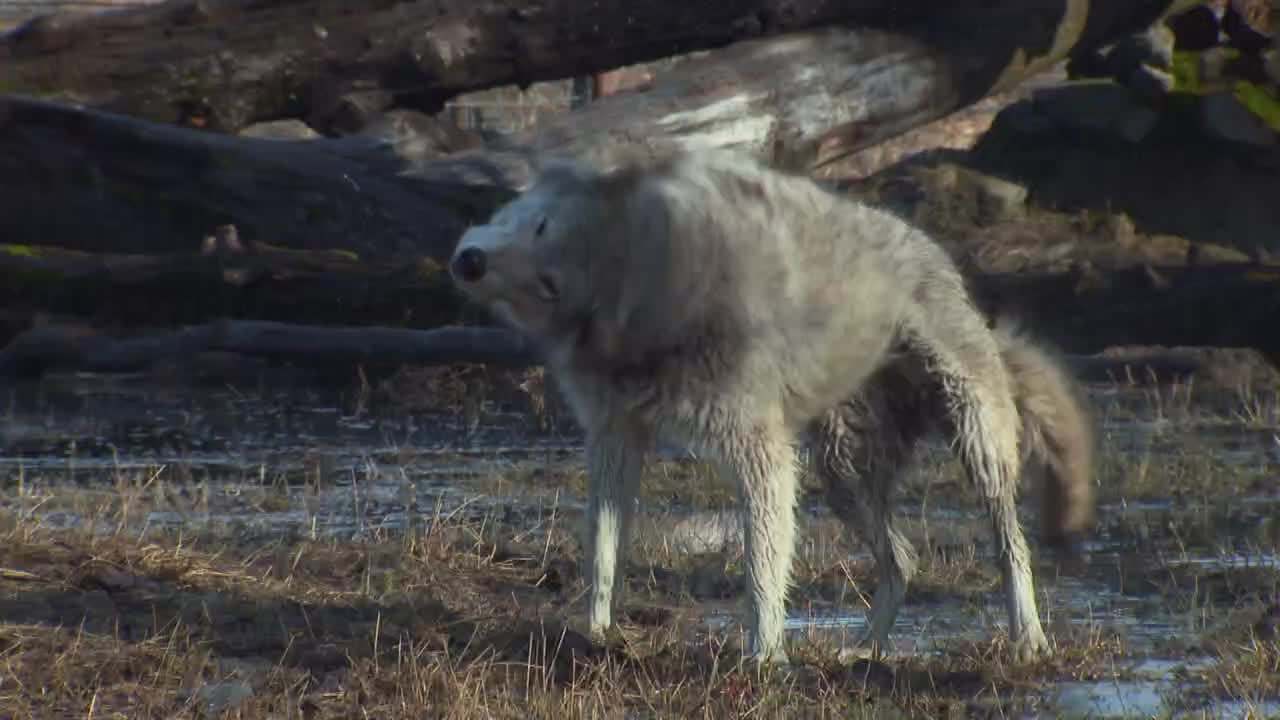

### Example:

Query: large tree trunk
xmin=4 ymin=261 xmax=1278 ymax=379
xmin=1 ymin=0 xmax=1197 ymax=133
xmin=1 ymin=2 xmax=1198 ymax=262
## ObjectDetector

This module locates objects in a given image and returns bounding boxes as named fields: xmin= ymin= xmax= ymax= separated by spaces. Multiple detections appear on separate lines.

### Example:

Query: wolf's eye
xmin=535 ymin=217 xmax=548 ymax=237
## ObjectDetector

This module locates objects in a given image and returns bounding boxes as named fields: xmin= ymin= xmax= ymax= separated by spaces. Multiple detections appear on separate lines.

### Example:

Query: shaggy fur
xmin=447 ymin=148 xmax=1096 ymax=665
xmin=814 ymin=320 xmax=1096 ymax=656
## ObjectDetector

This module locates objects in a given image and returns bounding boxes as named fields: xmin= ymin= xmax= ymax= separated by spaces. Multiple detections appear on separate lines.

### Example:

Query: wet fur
xmin=815 ymin=320 xmax=1096 ymax=656
xmin=449 ymin=148 xmax=1096 ymax=664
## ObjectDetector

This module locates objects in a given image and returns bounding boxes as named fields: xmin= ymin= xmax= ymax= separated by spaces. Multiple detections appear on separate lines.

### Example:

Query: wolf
xmin=447 ymin=148 xmax=1095 ymax=665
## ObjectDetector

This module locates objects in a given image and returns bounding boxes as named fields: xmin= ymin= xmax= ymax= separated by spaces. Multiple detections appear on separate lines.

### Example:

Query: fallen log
xmin=0 ymin=320 xmax=537 ymax=378
xmin=0 ymin=0 xmax=1198 ymax=134
xmin=0 ymin=236 xmax=467 ymax=330
xmin=1 ymin=2 xmax=1198 ymax=261
xmin=3 ymin=261 xmax=1278 ymax=381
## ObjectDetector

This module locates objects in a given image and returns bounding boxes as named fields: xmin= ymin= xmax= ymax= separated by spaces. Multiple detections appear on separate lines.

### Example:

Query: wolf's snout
xmin=451 ymin=247 xmax=487 ymax=282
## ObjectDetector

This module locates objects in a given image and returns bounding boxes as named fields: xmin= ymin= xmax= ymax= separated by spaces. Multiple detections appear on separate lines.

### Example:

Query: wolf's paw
xmin=747 ymin=644 xmax=792 ymax=672
xmin=588 ymin=621 xmax=626 ymax=652
xmin=849 ymin=629 xmax=894 ymax=661
xmin=1011 ymin=630 xmax=1051 ymax=664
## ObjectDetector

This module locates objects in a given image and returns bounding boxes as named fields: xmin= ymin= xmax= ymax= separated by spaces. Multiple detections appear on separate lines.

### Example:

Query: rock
xmin=1201 ymin=91 xmax=1278 ymax=146
xmin=215 ymin=658 xmax=274 ymax=690
xmin=317 ymin=90 xmax=395 ymax=135
xmin=1200 ymin=47 xmax=1232 ymax=84
xmin=1267 ymin=37 xmax=1280 ymax=87
xmin=999 ymin=99 xmax=1056 ymax=135
xmin=1101 ymin=212 xmax=1138 ymax=248
xmin=1222 ymin=0 xmax=1272 ymax=54
xmin=195 ymin=681 xmax=254 ymax=716
xmin=956 ymin=167 xmax=1028 ymax=225
xmin=1032 ymin=82 xmax=1160 ymax=143
xmin=1124 ymin=63 xmax=1177 ymax=103
xmin=355 ymin=109 xmax=484 ymax=155
xmin=237 ymin=119 xmax=322 ymax=141
xmin=1109 ymin=23 xmax=1176 ymax=73
xmin=1066 ymin=47 xmax=1113 ymax=80
xmin=1187 ymin=242 xmax=1253 ymax=265
xmin=905 ymin=163 xmax=1028 ymax=227
xmin=1169 ymin=4 xmax=1227 ymax=52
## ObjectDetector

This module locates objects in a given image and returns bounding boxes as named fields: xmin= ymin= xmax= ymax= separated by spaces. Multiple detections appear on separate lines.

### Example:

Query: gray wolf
xmin=447 ymin=148 xmax=1095 ymax=665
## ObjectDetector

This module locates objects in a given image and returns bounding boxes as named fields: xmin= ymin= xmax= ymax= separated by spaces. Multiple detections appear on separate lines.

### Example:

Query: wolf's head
xmin=448 ymin=154 xmax=689 ymax=363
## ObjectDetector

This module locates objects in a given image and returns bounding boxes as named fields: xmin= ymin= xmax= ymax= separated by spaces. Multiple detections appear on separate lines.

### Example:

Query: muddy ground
xmin=0 ymin=360 xmax=1277 ymax=718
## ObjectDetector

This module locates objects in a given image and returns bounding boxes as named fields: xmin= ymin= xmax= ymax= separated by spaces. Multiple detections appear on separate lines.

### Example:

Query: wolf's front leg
xmin=721 ymin=432 xmax=801 ymax=666
xmin=584 ymin=424 xmax=648 ymax=641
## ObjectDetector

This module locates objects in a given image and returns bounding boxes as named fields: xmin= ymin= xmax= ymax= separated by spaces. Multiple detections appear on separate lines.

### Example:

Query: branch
xmin=0 ymin=320 xmax=537 ymax=378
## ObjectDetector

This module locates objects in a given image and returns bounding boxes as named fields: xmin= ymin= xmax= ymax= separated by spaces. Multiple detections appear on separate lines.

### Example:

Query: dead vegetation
xmin=0 ymin=357 xmax=1277 ymax=718
xmin=0 ymin=401 xmax=1276 ymax=719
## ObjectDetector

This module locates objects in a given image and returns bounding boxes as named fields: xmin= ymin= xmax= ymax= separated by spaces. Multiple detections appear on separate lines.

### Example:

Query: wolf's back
xmin=995 ymin=323 xmax=1097 ymax=550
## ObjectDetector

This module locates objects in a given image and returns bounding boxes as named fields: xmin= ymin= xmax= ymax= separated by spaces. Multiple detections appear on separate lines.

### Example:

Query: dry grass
xmin=0 ymin=451 xmax=1275 ymax=719
xmin=0 ymin=366 xmax=1277 ymax=717
xmin=0 ymin=504 xmax=996 ymax=719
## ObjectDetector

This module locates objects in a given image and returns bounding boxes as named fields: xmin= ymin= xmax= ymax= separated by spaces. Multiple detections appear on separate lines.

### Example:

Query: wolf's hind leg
xmin=584 ymin=424 xmax=648 ymax=641
xmin=904 ymin=294 xmax=1050 ymax=661
xmin=815 ymin=393 xmax=921 ymax=657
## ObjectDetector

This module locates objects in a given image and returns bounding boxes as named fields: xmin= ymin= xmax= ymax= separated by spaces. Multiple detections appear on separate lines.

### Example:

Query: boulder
xmin=355 ymin=109 xmax=485 ymax=155
xmin=1110 ymin=22 xmax=1177 ymax=73
xmin=237 ymin=119 xmax=323 ymax=140
xmin=1201 ymin=91 xmax=1278 ymax=145
xmin=1032 ymin=82 xmax=1160 ymax=143
xmin=957 ymin=167 xmax=1029 ymax=225
xmin=1125 ymin=63 xmax=1178 ymax=102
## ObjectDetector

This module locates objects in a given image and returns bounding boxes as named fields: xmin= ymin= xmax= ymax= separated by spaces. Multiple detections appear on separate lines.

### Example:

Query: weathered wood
xmin=0 ymin=0 xmax=1198 ymax=134
xmin=0 ymin=237 xmax=468 ymax=331
xmin=0 ymin=320 xmax=537 ymax=378
xmin=1 ymin=2 xmax=1200 ymax=262
xmin=3 ymin=261 xmax=1278 ymax=379
xmin=0 ymin=93 xmax=521 ymax=260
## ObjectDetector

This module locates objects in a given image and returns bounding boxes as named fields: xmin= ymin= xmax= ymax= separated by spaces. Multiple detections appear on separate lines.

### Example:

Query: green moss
xmin=1170 ymin=47 xmax=1243 ymax=94
xmin=0 ymin=245 xmax=38 ymax=258
xmin=1169 ymin=48 xmax=1280 ymax=133
xmin=1171 ymin=50 xmax=1202 ymax=92
xmin=1233 ymin=80 xmax=1280 ymax=132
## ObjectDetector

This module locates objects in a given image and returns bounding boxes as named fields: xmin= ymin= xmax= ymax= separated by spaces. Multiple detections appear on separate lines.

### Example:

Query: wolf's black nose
xmin=452 ymin=247 xmax=487 ymax=282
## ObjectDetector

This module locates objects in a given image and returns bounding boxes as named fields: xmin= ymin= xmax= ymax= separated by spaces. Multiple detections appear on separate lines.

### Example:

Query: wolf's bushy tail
xmin=993 ymin=320 xmax=1097 ymax=550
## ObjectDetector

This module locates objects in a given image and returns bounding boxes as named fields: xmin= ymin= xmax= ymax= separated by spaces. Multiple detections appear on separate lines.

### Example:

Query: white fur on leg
xmin=584 ymin=427 xmax=646 ymax=641
xmin=722 ymin=436 xmax=801 ymax=665
xmin=987 ymin=495 xmax=1050 ymax=660
xmin=951 ymin=380 xmax=1051 ymax=661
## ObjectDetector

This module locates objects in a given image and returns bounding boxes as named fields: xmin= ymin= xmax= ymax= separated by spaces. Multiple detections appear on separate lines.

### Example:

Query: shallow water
xmin=1 ymin=372 xmax=1278 ymax=717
